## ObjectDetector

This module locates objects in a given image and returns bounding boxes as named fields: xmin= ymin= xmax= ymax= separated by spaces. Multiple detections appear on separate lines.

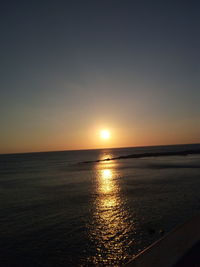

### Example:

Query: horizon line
xmin=0 ymin=142 xmax=200 ymax=156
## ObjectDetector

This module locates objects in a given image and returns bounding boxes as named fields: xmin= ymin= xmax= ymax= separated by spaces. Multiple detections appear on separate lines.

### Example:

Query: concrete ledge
xmin=126 ymin=214 xmax=200 ymax=267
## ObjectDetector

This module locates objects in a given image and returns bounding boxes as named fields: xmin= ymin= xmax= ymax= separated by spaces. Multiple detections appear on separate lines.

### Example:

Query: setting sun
xmin=100 ymin=130 xmax=110 ymax=139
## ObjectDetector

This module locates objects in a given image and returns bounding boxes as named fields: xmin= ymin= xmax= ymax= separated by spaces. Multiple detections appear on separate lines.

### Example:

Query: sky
xmin=0 ymin=0 xmax=200 ymax=154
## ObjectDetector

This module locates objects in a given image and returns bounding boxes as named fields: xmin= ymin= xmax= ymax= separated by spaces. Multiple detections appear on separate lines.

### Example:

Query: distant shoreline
xmin=0 ymin=143 xmax=200 ymax=156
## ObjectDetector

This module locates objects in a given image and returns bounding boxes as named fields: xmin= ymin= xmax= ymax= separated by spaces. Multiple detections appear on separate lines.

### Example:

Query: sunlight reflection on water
xmin=88 ymin=160 xmax=133 ymax=265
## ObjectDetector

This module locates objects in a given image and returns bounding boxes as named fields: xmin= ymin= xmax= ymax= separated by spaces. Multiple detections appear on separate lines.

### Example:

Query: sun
xmin=100 ymin=130 xmax=110 ymax=139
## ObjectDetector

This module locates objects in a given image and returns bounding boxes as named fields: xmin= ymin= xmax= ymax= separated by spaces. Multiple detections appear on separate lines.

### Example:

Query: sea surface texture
xmin=0 ymin=144 xmax=200 ymax=266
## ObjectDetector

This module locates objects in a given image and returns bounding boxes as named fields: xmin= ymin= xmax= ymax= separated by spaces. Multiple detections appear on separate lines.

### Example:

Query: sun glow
xmin=100 ymin=130 xmax=110 ymax=139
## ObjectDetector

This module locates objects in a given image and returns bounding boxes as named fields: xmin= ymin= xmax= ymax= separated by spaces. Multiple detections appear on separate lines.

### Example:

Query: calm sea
xmin=0 ymin=144 xmax=200 ymax=266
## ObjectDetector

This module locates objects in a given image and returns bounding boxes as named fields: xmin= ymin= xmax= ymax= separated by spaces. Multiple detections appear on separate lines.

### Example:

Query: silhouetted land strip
xmin=81 ymin=149 xmax=200 ymax=164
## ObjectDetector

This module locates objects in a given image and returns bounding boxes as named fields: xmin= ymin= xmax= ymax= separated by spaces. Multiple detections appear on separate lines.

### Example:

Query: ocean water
xmin=0 ymin=144 xmax=200 ymax=266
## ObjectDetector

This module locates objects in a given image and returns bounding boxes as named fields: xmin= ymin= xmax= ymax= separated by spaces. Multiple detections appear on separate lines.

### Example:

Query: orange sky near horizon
xmin=1 ymin=117 xmax=199 ymax=154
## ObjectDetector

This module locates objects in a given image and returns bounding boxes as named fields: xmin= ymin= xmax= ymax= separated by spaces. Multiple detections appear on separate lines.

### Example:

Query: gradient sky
xmin=0 ymin=0 xmax=200 ymax=153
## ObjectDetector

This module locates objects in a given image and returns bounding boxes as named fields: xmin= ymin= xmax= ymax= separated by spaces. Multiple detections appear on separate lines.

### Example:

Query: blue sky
xmin=0 ymin=1 xmax=199 ymax=153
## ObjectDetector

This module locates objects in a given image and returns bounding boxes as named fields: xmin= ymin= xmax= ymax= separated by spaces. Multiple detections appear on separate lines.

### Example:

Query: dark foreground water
xmin=0 ymin=144 xmax=200 ymax=266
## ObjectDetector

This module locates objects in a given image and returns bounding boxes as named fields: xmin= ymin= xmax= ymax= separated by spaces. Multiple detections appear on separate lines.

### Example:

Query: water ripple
xmin=87 ymin=162 xmax=133 ymax=265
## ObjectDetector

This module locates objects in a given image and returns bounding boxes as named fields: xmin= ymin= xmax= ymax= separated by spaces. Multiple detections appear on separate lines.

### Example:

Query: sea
xmin=0 ymin=144 xmax=200 ymax=266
